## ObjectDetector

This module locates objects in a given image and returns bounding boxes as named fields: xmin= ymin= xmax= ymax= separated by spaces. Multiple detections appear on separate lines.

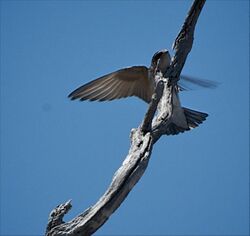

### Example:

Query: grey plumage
xmin=69 ymin=66 xmax=153 ymax=103
xmin=68 ymin=50 xmax=215 ymax=135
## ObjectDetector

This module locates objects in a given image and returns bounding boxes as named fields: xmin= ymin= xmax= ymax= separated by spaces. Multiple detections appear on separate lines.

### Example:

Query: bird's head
xmin=150 ymin=49 xmax=171 ymax=75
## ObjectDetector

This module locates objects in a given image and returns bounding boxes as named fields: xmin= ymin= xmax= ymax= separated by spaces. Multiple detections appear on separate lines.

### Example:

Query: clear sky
xmin=0 ymin=1 xmax=249 ymax=235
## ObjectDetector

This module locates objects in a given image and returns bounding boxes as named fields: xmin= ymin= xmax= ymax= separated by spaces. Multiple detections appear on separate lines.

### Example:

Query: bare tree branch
xmin=141 ymin=80 xmax=165 ymax=134
xmin=45 ymin=0 xmax=206 ymax=235
xmin=171 ymin=0 xmax=206 ymax=79
xmin=46 ymin=200 xmax=72 ymax=234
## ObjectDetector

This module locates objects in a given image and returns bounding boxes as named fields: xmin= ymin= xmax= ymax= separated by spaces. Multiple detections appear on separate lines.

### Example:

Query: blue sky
xmin=0 ymin=1 xmax=249 ymax=235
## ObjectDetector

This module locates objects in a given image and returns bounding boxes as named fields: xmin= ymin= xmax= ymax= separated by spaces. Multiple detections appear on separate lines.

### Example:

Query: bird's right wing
xmin=68 ymin=66 xmax=154 ymax=103
xmin=178 ymin=75 xmax=219 ymax=91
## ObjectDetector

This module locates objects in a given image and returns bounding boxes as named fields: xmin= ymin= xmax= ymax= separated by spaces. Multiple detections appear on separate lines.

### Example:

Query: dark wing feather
xmin=68 ymin=66 xmax=154 ymax=103
xmin=178 ymin=75 xmax=219 ymax=91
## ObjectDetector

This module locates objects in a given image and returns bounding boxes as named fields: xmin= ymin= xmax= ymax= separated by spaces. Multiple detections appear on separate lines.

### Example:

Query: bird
xmin=68 ymin=49 xmax=216 ymax=135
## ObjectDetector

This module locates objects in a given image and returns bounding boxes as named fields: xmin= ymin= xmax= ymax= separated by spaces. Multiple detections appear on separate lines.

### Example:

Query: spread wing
xmin=68 ymin=66 xmax=154 ymax=103
xmin=178 ymin=75 xmax=218 ymax=91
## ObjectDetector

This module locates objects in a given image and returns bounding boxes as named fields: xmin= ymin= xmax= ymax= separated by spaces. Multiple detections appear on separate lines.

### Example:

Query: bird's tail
xmin=183 ymin=107 xmax=208 ymax=129
xmin=165 ymin=107 xmax=208 ymax=135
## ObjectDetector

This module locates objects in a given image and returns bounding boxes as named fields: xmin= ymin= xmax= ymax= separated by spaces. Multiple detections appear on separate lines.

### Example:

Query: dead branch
xmin=45 ymin=1 xmax=206 ymax=235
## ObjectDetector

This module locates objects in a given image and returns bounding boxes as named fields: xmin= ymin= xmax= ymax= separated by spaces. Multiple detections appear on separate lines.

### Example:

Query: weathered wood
xmin=171 ymin=0 xmax=206 ymax=79
xmin=46 ymin=130 xmax=153 ymax=236
xmin=45 ymin=1 xmax=206 ymax=235
xmin=141 ymin=79 xmax=164 ymax=134
xmin=46 ymin=200 xmax=72 ymax=235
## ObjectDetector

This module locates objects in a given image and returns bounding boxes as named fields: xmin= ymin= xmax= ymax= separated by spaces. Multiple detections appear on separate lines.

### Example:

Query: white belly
xmin=171 ymin=89 xmax=188 ymax=128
